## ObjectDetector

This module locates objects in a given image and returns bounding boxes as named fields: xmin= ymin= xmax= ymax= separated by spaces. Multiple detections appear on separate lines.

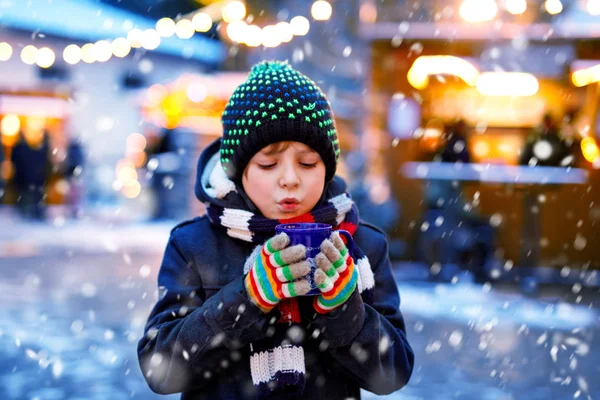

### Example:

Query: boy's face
xmin=242 ymin=141 xmax=326 ymax=219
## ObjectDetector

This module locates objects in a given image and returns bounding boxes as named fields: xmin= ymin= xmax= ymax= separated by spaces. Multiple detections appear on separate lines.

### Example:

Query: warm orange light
xmin=545 ymin=0 xmax=563 ymax=14
xmin=1 ymin=114 xmax=20 ymax=137
xmin=572 ymin=64 xmax=600 ymax=87
xmin=222 ymin=1 xmax=246 ymax=23
xmin=147 ymin=84 xmax=168 ymax=106
xmin=408 ymin=56 xmax=479 ymax=90
xmin=473 ymin=140 xmax=490 ymax=158
xmin=121 ymin=181 xmax=141 ymax=198
xmin=0 ymin=42 xmax=13 ymax=61
xmin=63 ymin=44 xmax=82 ymax=64
xmin=127 ymin=133 xmax=147 ymax=153
xmin=128 ymin=151 xmax=148 ymax=168
xmin=311 ymin=0 xmax=333 ymax=21
xmin=192 ymin=13 xmax=212 ymax=32
xmin=581 ymin=137 xmax=600 ymax=162
xmin=117 ymin=165 xmax=138 ymax=187
xmin=460 ymin=0 xmax=498 ymax=22
xmin=476 ymin=72 xmax=539 ymax=96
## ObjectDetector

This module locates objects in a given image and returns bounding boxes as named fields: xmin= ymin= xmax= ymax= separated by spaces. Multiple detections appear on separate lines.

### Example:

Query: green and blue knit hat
xmin=220 ymin=60 xmax=340 ymax=183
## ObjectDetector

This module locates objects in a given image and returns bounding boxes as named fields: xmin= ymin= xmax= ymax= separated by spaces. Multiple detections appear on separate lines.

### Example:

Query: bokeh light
xmin=290 ymin=16 xmax=310 ymax=36
xmin=226 ymin=21 xmax=247 ymax=43
xmin=20 ymin=45 xmax=38 ymax=65
xmin=459 ymin=0 xmax=498 ymax=22
xmin=0 ymin=42 xmax=13 ymax=61
xmin=156 ymin=17 xmax=176 ymax=37
xmin=175 ymin=19 xmax=195 ymax=39
xmin=81 ymin=43 xmax=96 ymax=63
xmin=35 ymin=47 xmax=55 ymax=68
xmin=93 ymin=40 xmax=113 ymax=62
xmin=276 ymin=22 xmax=294 ymax=43
xmin=142 ymin=29 xmax=161 ymax=50
xmin=1 ymin=114 xmax=20 ymax=137
xmin=222 ymin=1 xmax=246 ymax=23
xmin=192 ymin=13 xmax=212 ymax=32
xmin=311 ymin=1 xmax=333 ymax=21
xmin=506 ymin=0 xmax=527 ymax=15
xmin=127 ymin=133 xmax=147 ymax=154
xmin=261 ymin=25 xmax=281 ymax=48
xmin=545 ymin=0 xmax=563 ymax=14
xmin=63 ymin=44 xmax=82 ymax=64
xmin=127 ymin=28 xmax=144 ymax=48
xmin=245 ymin=25 xmax=262 ymax=47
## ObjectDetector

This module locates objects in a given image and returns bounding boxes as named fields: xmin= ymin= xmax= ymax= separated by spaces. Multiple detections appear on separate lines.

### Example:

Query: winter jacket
xmin=138 ymin=141 xmax=414 ymax=399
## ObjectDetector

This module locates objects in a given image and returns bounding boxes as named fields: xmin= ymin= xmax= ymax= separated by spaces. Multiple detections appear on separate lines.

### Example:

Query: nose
xmin=279 ymin=161 xmax=300 ymax=188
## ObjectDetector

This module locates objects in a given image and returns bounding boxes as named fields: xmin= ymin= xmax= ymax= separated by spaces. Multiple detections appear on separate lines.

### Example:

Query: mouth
xmin=277 ymin=198 xmax=300 ymax=212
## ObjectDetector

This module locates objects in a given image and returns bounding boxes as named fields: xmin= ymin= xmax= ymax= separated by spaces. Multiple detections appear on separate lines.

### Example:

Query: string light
xmin=222 ymin=1 xmax=246 ymax=23
xmin=587 ymin=0 xmax=600 ymax=15
xmin=81 ymin=43 xmax=96 ymax=63
xmin=261 ymin=25 xmax=281 ymax=48
xmin=111 ymin=38 xmax=131 ymax=58
xmin=93 ymin=40 xmax=113 ymax=62
xmin=506 ymin=0 xmax=527 ymax=15
xmin=141 ymin=29 xmax=161 ymax=50
xmin=311 ymin=1 xmax=333 ymax=21
xmin=36 ymin=47 xmax=55 ymax=68
xmin=127 ymin=29 xmax=144 ymax=48
xmin=21 ymin=45 xmax=38 ymax=65
xmin=459 ymin=0 xmax=498 ymax=22
xmin=6 ymin=3 xmax=321 ymax=65
xmin=156 ymin=17 xmax=176 ymax=37
xmin=226 ymin=20 xmax=247 ymax=43
xmin=545 ymin=0 xmax=563 ymax=14
xmin=192 ymin=13 xmax=212 ymax=32
xmin=175 ymin=19 xmax=195 ymax=39
xmin=63 ymin=44 xmax=82 ymax=64
xmin=0 ymin=42 xmax=12 ymax=61
xmin=290 ymin=16 xmax=310 ymax=36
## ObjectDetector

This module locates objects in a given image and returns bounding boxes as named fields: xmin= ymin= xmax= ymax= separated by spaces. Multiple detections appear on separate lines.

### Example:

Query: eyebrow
xmin=260 ymin=148 xmax=317 ymax=156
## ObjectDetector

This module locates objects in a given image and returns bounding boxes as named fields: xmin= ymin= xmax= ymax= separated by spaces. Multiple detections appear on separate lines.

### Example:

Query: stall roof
xmin=361 ymin=4 xmax=600 ymax=41
xmin=0 ymin=0 xmax=226 ymax=64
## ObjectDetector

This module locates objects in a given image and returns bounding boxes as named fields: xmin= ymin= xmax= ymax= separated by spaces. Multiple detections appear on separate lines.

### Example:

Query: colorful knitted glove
xmin=313 ymin=232 xmax=358 ymax=314
xmin=245 ymin=233 xmax=311 ymax=313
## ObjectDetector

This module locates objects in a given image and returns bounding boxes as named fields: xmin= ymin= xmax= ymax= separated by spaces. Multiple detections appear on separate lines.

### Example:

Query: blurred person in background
xmin=440 ymin=119 xmax=471 ymax=164
xmin=559 ymin=109 xmax=582 ymax=166
xmin=520 ymin=112 xmax=572 ymax=167
xmin=145 ymin=128 xmax=183 ymax=221
xmin=10 ymin=129 xmax=52 ymax=220
xmin=420 ymin=120 xmax=495 ymax=283
xmin=0 ymin=143 xmax=5 ymax=202
xmin=65 ymin=136 xmax=86 ymax=218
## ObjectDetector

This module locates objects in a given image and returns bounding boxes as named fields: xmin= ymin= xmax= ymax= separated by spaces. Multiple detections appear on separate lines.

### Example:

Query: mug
xmin=275 ymin=223 xmax=354 ymax=295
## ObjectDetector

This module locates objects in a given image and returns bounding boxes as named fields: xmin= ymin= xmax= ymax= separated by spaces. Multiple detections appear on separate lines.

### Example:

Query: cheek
xmin=245 ymin=170 xmax=274 ymax=200
xmin=302 ymin=168 xmax=325 ymax=201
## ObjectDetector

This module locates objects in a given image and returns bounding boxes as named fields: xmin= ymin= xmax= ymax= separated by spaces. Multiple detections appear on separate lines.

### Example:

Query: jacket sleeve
xmin=304 ymin=232 xmax=414 ymax=395
xmin=137 ymin=233 xmax=270 ymax=394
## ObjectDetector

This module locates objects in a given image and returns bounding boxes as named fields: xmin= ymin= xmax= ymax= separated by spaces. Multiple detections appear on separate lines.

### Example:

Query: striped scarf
xmin=206 ymin=188 xmax=374 ymax=398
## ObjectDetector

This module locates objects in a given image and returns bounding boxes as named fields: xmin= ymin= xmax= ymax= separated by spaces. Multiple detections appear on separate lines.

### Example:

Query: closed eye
xmin=257 ymin=163 xmax=276 ymax=170
xmin=300 ymin=162 xmax=317 ymax=168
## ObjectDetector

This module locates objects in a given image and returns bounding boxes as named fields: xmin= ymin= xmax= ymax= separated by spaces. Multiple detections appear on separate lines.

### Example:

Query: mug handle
xmin=337 ymin=230 xmax=355 ymax=255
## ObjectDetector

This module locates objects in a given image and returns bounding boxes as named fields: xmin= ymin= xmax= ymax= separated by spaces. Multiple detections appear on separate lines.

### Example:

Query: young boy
xmin=138 ymin=61 xmax=414 ymax=399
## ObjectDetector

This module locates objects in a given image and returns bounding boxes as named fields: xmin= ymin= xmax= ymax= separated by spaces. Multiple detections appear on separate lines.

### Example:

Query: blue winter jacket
xmin=138 ymin=141 xmax=414 ymax=399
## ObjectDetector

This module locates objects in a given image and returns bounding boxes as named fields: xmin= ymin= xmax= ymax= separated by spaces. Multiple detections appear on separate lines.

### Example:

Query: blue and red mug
xmin=275 ymin=223 xmax=354 ymax=296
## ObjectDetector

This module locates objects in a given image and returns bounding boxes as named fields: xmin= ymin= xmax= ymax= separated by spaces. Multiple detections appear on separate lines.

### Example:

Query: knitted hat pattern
xmin=220 ymin=60 xmax=340 ymax=183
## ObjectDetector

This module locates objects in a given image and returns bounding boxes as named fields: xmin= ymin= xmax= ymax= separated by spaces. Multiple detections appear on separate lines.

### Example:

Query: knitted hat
xmin=220 ymin=61 xmax=340 ymax=183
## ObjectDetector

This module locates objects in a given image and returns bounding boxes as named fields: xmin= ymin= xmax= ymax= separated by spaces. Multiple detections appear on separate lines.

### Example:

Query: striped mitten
xmin=245 ymin=232 xmax=311 ymax=313
xmin=313 ymin=232 xmax=358 ymax=314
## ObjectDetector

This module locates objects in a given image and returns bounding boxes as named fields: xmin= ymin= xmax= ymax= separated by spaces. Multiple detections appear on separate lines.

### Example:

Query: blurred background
xmin=0 ymin=0 xmax=599 ymax=399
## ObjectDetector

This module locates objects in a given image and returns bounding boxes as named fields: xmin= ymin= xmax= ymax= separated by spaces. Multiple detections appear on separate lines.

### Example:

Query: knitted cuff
xmin=245 ymin=272 xmax=277 ymax=314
